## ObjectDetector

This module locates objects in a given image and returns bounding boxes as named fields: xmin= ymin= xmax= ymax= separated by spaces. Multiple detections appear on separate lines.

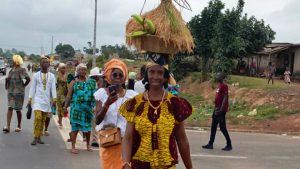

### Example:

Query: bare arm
xmin=122 ymin=122 xmax=134 ymax=169
xmin=220 ymin=95 xmax=228 ymax=112
xmin=64 ymin=80 xmax=75 ymax=109
xmin=174 ymin=122 xmax=193 ymax=169
xmin=95 ymin=89 xmax=118 ymax=125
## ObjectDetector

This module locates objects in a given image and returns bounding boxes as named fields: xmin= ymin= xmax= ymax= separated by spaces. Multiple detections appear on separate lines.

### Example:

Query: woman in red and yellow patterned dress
xmin=120 ymin=59 xmax=194 ymax=169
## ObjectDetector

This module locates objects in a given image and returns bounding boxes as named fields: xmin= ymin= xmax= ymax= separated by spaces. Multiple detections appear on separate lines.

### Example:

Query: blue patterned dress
xmin=70 ymin=79 xmax=96 ymax=132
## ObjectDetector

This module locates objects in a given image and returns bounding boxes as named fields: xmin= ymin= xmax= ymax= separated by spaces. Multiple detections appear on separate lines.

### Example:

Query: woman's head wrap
xmin=12 ymin=55 xmax=23 ymax=66
xmin=103 ymin=58 xmax=128 ymax=84
xmin=56 ymin=63 xmax=66 ymax=71
xmin=145 ymin=53 xmax=176 ymax=85
xmin=76 ymin=63 xmax=87 ymax=73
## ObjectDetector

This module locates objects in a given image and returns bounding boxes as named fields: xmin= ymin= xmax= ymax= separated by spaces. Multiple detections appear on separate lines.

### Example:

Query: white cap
xmin=89 ymin=67 xmax=103 ymax=77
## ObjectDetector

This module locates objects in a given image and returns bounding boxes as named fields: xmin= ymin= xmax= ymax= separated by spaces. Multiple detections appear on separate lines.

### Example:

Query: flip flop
xmin=44 ymin=131 xmax=50 ymax=136
xmin=2 ymin=127 xmax=10 ymax=133
xmin=15 ymin=127 xmax=22 ymax=132
xmin=71 ymin=149 xmax=79 ymax=154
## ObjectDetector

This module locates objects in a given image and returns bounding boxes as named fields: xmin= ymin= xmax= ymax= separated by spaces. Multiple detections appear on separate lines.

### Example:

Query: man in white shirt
xmin=134 ymin=65 xmax=146 ymax=93
xmin=28 ymin=56 xmax=57 ymax=145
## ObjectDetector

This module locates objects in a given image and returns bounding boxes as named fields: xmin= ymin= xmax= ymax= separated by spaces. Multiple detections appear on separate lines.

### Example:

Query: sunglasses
xmin=112 ymin=72 xmax=124 ymax=78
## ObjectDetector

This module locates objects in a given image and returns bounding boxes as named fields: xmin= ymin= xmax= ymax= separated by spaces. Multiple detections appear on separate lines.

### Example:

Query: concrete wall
xmin=293 ymin=48 xmax=300 ymax=73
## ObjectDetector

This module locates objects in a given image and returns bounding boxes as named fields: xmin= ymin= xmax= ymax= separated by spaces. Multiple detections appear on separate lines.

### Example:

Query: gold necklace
xmin=146 ymin=90 xmax=166 ymax=115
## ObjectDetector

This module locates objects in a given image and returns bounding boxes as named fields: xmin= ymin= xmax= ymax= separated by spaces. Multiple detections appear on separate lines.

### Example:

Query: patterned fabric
xmin=33 ymin=110 xmax=48 ymax=138
xmin=7 ymin=93 xmax=25 ymax=110
xmin=119 ymin=93 xmax=192 ymax=168
xmin=56 ymin=77 xmax=68 ymax=117
xmin=7 ymin=67 xmax=29 ymax=94
xmin=70 ymin=79 xmax=96 ymax=132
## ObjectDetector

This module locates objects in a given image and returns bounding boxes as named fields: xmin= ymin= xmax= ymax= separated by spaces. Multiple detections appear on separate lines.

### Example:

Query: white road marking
xmin=52 ymin=115 xmax=99 ymax=151
xmin=186 ymin=129 xmax=208 ymax=133
xmin=191 ymin=154 xmax=248 ymax=159
xmin=292 ymin=136 xmax=300 ymax=139
xmin=0 ymin=76 xmax=6 ymax=81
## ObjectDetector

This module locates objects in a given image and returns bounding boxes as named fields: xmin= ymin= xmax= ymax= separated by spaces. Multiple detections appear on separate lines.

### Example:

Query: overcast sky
xmin=0 ymin=0 xmax=299 ymax=54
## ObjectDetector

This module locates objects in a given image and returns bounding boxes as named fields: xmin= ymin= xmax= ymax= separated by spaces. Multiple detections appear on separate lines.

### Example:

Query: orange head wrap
xmin=103 ymin=58 xmax=128 ymax=84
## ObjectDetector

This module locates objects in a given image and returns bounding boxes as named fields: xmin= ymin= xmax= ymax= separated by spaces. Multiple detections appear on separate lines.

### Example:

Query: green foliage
xmin=55 ymin=43 xmax=75 ymax=61
xmin=28 ymin=54 xmax=41 ymax=63
xmin=0 ymin=48 xmax=27 ymax=59
xmin=100 ymin=44 xmax=135 ymax=60
xmin=188 ymin=0 xmax=224 ymax=81
xmin=83 ymin=41 xmax=99 ymax=54
xmin=170 ymin=53 xmax=199 ymax=81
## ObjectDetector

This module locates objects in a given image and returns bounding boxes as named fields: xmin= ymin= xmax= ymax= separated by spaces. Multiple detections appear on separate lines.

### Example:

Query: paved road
xmin=1 ymin=65 xmax=300 ymax=169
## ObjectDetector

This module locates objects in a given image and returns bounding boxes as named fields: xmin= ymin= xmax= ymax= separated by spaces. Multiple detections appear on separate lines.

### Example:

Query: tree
xmin=83 ymin=41 xmax=99 ymax=54
xmin=211 ymin=0 xmax=246 ymax=74
xmin=188 ymin=0 xmax=225 ymax=80
xmin=100 ymin=44 xmax=135 ymax=59
xmin=240 ymin=14 xmax=275 ymax=54
xmin=55 ymin=43 xmax=75 ymax=61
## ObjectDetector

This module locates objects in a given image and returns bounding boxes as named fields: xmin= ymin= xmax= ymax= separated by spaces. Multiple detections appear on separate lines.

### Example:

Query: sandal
xmin=71 ymin=149 xmax=79 ymax=154
xmin=2 ymin=127 xmax=10 ymax=133
xmin=15 ymin=127 xmax=22 ymax=132
xmin=44 ymin=131 xmax=50 ymax=136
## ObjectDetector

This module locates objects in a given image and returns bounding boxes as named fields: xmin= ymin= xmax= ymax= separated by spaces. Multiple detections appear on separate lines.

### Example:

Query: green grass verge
xmin=227 ymin=75 xmax=287 ymax=90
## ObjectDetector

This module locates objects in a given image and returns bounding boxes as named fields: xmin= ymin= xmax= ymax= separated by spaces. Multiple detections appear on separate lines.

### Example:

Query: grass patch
xmin=227 ymin=75 xmax=287 ymax=90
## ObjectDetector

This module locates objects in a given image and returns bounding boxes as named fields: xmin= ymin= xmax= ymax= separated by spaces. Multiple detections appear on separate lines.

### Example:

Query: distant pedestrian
xmin=3 ymin=55 xmax=30 ymax=133
xmin=284 ymin=67 xmax=291 ymax=85
xmin=128 ymin=71 xmax=137 ymax=90
xmin=267 ymin=62 xmax=276 ymax=84
xmin=63 ymin=63 xmax=96 ymax=154
xmin=134 ymin=65 xmax=146 ymax=93
xmin=202 ymin=72 xmax=232 ymax=151
xmin=28 ymin=56 xmax=56 ymax=145
xmin=89 ymin=67 xmax=104 ymax=148
xmin=27 ymin=64 xmax=31 ymax=72
xmin=56 ymin=63 xmax=68 ymax=127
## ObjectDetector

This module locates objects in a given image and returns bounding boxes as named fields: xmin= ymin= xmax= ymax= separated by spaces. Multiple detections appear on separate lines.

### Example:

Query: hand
xmin=105 ymin=91 xmax=118 ymax=106
xmin=52 ymin=101 xmax=57 ymax=108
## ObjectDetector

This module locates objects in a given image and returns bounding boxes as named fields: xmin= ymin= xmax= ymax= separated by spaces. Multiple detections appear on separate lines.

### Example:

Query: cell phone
xmin=108 ymin=84 xmax=119 ymax=95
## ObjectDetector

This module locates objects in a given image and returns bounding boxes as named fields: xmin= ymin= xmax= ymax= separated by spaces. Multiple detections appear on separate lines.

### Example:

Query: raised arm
xmin=174 ymin=122 xmax=194 ymax=169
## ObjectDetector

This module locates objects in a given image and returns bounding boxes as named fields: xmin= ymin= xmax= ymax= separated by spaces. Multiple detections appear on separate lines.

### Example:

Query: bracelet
xmin=122 ymin=161 xmax=131 ymax=168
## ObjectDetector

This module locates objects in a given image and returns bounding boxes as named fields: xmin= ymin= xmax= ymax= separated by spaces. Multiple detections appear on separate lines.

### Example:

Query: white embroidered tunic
xmin=29 ymin=71 xmax=57 ymax=112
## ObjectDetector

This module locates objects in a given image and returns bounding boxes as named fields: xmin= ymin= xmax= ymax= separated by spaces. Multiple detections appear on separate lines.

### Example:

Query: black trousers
xmin=208 ymin=111 xmax=232 ymax=146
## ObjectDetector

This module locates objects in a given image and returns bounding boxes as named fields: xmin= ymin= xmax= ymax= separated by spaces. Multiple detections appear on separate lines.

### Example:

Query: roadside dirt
xmin=180 ymin=77 xmax=300 ymax=134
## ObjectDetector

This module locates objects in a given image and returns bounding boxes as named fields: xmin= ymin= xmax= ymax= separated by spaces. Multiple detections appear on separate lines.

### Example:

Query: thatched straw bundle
xmin=126 ymin=0 xmax=194 ymax=55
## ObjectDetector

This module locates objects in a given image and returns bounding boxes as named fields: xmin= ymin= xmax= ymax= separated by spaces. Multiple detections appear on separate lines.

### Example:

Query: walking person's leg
xmin=3 ymin=107 xmax=13 ymax=133
xmin=219 ymin=113 xmax=232 ymax=151
xmin=32 ymin=110 xmax=42 ymax=145
xmin=15 ymin=110 xmax=22 ymax=131
xmin=71 ymin=130 xmax=79 ymax=154
xmin=85 ymin=131 xmax=93 ymax=151
xmin=203 ymin=112 xmax=219 ymax=149
xmin=44 ymin=114 xmax=51 ymax=136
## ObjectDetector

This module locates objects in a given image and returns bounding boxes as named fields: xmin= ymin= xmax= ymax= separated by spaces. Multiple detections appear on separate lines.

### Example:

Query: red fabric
xmin=215 ymin=83 xmax=229 ymax=112
xmin=170 ymin=97 xmax=192 ymax=122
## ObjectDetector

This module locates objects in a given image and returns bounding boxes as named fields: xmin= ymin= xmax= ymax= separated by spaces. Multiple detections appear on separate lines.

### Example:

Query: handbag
xmin=99 ymin=127 xmax=121 ymax=148
xmin=26 ymin=104 xmax=32 ymax=119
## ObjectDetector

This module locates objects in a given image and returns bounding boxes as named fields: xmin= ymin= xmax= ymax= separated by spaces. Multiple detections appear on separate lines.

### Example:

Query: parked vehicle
xmin=0 ymin=60 xmax=7 ymax=75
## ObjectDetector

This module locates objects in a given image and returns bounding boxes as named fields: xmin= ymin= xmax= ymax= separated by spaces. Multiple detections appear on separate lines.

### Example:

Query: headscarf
xmin=12 ymin=55 xmax=23 ymax=66
xmin=103 ymin=58 xmax=128 ymax=84
xmin=56 ymin=63 xmax=66 ymax=71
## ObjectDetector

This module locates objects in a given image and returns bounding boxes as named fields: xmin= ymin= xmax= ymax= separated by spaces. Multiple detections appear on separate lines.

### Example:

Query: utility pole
xmin=51 ymin=36 xmax=54 ymax=55
xmin=92 ymin=0 xmax=97 ymax=67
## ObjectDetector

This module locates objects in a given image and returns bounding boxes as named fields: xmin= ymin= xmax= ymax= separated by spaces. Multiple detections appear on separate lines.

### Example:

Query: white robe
xmin=29 ymin=71 xmax=57 ymax=112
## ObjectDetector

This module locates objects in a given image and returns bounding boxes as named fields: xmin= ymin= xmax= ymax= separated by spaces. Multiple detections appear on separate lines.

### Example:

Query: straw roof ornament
xmin=126 ymin=0 xmax=194 ymax=55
